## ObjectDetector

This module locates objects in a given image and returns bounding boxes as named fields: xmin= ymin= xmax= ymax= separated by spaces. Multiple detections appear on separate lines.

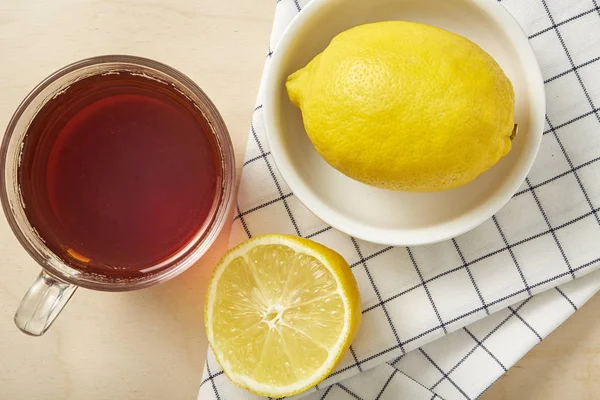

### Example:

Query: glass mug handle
xmin=14 ymin=271 xmax=77 ymax=336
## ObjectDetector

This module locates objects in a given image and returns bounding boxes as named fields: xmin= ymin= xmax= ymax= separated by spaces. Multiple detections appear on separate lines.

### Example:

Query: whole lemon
xmin=286 ymin=21 xmax=515 ymax=191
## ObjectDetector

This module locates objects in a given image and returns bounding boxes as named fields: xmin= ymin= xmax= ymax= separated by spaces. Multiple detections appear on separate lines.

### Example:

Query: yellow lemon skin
xmin=286 ymin=21 xmax=515 ymax=191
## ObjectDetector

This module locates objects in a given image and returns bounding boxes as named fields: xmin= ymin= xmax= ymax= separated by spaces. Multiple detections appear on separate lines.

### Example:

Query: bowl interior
xmin=264 ymin=0 xmax=545 ymax=246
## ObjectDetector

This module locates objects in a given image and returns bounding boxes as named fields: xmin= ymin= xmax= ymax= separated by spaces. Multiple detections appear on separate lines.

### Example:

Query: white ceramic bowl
xmin=264 ymin=0 xmax=545 ymax=246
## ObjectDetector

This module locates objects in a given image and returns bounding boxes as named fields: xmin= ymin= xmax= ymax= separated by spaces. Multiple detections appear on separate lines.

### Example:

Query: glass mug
xmin=1 ymin=56 xmax=235 ymax=336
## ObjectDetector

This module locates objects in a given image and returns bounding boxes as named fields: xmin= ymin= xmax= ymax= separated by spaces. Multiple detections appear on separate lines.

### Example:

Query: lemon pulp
xmin=205 ymin=235 xmax=361 ymax=397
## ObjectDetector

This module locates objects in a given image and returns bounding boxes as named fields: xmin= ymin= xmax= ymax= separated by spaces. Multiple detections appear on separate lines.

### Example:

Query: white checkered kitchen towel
xmin=199 ymin=0 xmax=600 ymax=399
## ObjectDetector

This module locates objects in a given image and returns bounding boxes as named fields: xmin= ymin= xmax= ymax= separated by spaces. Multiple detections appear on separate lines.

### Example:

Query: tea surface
xmin=19 ymin=72 xmax=220 ymax=276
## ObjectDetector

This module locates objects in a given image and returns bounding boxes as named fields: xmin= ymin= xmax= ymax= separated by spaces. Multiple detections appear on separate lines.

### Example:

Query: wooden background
xmin=0 ymin=1 xmax=598 ymax=399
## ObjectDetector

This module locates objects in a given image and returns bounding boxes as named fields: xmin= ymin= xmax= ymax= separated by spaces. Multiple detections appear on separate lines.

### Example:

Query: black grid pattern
xmin=199 ymin=0 xmax=600 ymax=399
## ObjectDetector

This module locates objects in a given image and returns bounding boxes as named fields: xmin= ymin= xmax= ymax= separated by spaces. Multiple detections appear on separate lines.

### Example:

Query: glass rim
xmin=0 ymin=55 xmax=236 ymax=291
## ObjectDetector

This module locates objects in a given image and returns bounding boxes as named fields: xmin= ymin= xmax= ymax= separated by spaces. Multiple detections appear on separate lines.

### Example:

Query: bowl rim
xmin=263 ymin=0 xmax=546 ymax=246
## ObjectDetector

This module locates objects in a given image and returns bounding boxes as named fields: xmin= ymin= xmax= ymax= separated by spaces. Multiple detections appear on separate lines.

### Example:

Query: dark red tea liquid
xmin=19 ymin=72 xmax=221 ymax=277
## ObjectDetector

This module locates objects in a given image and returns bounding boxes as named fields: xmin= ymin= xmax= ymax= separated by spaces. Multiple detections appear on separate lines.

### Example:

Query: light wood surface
xmin=0 ymin=1 xmax=274 ymax=399
xmin=0 ymin=1 xmax=597 ymax=399
xmin=483 ymin=294 xmax=600 ymax=400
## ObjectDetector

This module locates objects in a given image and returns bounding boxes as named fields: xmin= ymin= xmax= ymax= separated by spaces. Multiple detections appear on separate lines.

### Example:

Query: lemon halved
xmin=205 ymin=234 xmax=361 ymax=397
